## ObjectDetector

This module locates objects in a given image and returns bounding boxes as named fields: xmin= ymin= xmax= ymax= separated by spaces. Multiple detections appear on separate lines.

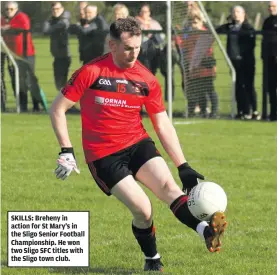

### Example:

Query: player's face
xmin=269 ymin=1 xmax=277 ymax=15
xmin=111 ymin=32 xmax=141 ymax=68
xmin=5 ymin=3 xmax=18 ymax=18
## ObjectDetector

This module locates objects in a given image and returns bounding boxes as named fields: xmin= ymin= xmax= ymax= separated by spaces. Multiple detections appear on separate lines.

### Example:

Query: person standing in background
xmin=77 ymin=1 xmax=88 ymax=25
xmin=1 ymin=50 xmax=7 ymax=112
xmin=136 ymin=4 xmax=164 ymax=75
xmin=69 ymin=5 xmax=109 ymax=64
xmin=112 ymin=3 xmax=129 ymax=20
xmin=71 ymin=1 xmax=87 ymax=63
xmin=1 ymin=1 xmax=40 ymax=112
xmin=217 ymin=6 xmax=259 ymax=120
xmin=103 ymin=3 xmax=130 ymax=54
xmin=43 ymin=2 xmax=71 ymax=92
xmin=184 ymin=13 xmax=218 ymax=118
xmin=261 ymin=0 xmax=277 ymax=121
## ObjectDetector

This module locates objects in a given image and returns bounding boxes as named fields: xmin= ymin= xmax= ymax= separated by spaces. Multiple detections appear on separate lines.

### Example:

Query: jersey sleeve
xmin=61 ymin=66 xmax=95 ymax=102
xmin=144 ymin=77 xmax=166 ymax=114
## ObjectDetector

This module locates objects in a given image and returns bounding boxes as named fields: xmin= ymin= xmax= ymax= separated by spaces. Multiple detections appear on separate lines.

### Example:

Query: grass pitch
xmin=2 ymin=114 xmax=276 ymax=275
xmin=1 ymin=37 xmax=277 ymax=274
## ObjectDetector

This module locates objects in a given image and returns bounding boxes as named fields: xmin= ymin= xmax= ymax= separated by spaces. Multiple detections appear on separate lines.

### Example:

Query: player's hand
xmin=178 ymin=162 xmax=204 ymax=192
xmin=55 ymin=148 xmax=80 ymax=180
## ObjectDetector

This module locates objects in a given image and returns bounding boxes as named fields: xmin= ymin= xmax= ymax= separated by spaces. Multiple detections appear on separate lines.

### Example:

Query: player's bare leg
xmin=136 ymin=157 xmax=227 ymax=253
xmin=111 ymin=176 xmax=163 ymax=272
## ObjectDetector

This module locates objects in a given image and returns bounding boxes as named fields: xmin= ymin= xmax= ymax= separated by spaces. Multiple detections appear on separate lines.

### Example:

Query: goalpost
xmin=167 ymin=0 xmax=236 ymax=120
xmin=1 ymin=36 xmax=20 ymax=113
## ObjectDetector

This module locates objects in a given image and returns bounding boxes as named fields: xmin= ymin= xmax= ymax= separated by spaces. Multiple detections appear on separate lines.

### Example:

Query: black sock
xmin=170 ymin=195 xmax=200 ymax=231
xmin=132 ymin=222 xmax=158 ymax=258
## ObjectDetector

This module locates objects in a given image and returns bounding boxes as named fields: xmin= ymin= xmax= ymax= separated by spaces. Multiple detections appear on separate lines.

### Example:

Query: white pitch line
xmin=174 ymin=121 xmax=204 ymax=125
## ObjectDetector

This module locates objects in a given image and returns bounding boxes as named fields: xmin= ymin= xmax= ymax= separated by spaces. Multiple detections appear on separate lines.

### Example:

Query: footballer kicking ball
xmin=187 ymin=182 xmax=227 ymax=221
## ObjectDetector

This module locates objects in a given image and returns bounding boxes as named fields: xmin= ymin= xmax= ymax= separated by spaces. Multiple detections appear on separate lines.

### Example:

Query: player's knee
xmin=132 ymin=204 xmax=153 ymax=225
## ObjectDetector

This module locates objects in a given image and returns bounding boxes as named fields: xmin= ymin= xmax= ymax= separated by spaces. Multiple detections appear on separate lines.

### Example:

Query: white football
xmin=188 ymin=181 xmax=227 ymax=221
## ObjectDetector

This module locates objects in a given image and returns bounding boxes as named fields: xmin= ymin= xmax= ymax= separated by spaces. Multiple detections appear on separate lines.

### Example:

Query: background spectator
xmin=70 ymin=1 xmax=88 ymax=63
xmin=173 ymin=1 xmax=207 ymax=106
xmin=217 ymin=5 xmax=259 ymax=120
xmin=183 ymin=1 xmax=206 ymax=29
xmin=103 ymin=3 xmax=130 ymax=54
xmin=136 ymin=4 xmax=164 ymax=75
xmin=77 ymin=1 xmax=87 ymax=25
xmin=1 ymin=1 xmax=40 ymax=112
xmin=261 ymin=0 xmax=277 ymax=121
xmin=159 ymin=37 xmax=179 ymax=102
xmin=43 ymin=1 xmax=71 ymax=92
xmin=70 ymin=5 xmax=109 ymax=64
xmin=183 ymin=12 xmax=218 ymax=117
xmin=112 ymin=3 xmax=129 ymax=20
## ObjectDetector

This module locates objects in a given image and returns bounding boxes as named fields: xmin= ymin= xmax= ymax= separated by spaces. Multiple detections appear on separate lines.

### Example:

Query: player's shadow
xmin=48 ymin=266 xmax=139 ymax=274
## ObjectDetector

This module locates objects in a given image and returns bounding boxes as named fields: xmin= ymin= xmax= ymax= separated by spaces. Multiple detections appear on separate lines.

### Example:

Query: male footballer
xmin=50 ymin=17 xmax=227 ymax=272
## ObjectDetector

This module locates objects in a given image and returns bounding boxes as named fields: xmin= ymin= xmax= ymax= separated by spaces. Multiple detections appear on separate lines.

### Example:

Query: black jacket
xmin=261 ymin=15 xmax=277 ymax=59
xmin=69 ymin=15 xmax=109 ymax=63
xmin=217 ymin=20 xmax=256 ymax=62
xmin=43 ymin=11 xmax=71 ymax=58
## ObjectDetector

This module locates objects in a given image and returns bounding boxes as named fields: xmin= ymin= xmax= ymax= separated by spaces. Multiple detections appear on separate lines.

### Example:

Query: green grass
xmin=1 ymin=36 xmax=277 ymax=274
xmin=2 ymin=115 xmax=277 ymax=275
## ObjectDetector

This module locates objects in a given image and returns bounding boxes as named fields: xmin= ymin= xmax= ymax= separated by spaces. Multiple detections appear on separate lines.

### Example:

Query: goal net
xmin=170 ymin=1 xmax=235 ymax=118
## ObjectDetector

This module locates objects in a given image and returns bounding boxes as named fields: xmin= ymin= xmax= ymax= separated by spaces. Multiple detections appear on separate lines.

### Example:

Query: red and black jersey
xmin=61 ymin=53 xmax=165 ymax=163
xmin=1 ymin=12 xmax=35 ymax=57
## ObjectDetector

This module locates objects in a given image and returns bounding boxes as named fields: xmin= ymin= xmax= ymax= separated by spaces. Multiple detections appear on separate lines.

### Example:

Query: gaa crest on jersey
xmin=90 ymin=77 xmax=149 ymax=96
xmin=99 ymin=79 xmax=112 ymax=86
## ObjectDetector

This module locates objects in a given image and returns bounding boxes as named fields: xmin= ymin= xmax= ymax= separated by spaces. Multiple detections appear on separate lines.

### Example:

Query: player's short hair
xmin=110 ymin=17 xmax=141 ymax=40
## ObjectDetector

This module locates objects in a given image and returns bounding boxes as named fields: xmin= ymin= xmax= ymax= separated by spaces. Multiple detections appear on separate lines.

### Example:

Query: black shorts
xmin=88 ymin=138 xmax=161 ymax=196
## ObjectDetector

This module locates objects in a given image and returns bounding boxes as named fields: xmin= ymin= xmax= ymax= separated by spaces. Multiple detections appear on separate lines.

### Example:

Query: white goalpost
xmin=166 ymin=0 xmax=173 ymax=121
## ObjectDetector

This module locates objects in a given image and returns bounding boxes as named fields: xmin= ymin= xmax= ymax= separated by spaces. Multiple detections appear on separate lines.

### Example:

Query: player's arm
xmin=150 ymin=111 xmax=204 ymax=191
xmin=50 ymin=93 xmax=75 ymax=148
xmin=50 ymin=66 xmax=93 ymax=180
xmin=50 ymin=93 xmax=80 ymax=180
xmin=145 ymin=78 xmax=204 ymax=191
xmin=149 ymin=111 xmax=186 ymax=167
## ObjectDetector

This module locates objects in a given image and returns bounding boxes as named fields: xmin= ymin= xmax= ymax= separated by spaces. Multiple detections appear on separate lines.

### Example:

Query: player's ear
xmin=109 ymin=38 xmax=117 ymax=53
